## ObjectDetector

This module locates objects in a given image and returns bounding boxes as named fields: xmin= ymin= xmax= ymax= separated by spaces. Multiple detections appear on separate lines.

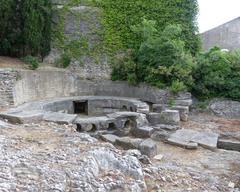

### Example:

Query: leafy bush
xmin=112 ymin=20 xmax=195 ymax=92
xmin=56 ymin=53 xmax=71 ymax=68
xmin=192 ymin=47 xmax=240 ymax=101
xmin=22 ymin=55 xmax=39 ymax=70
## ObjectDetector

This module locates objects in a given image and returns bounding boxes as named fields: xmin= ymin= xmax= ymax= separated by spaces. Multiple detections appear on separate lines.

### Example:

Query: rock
xmin=115 ymin=137 xmax=143 ymax=150
xmin=167 ymin=129 xmax=219 ymax=150
xmin=154 ymin=124 xmax=180 ymax=131
xmin=170 ymin=106 xmax=189 ymax=122
xmin=0 ymin=110 xmax=43 ymax=124
xmin=147 ymin=113 xmax=162 ymax=125
xmin=131 ymin=126 xmax=154 ymax=138
xmin=160 ymin=110 xmax=180 ymax=125
xmin=167 ymin=137 xmax=198 ymax=149
xmin=124 ymin=150 xmax=151 ymax=165
xmin=43 ymin=112 xmax=77 ymax=124
xmin=153 ymin=104 xmax=189 ymax=122
xmin=151 ymin=130 xmax=171 ymax=142
xmin=217 ymin=139 xmax=240 ymax=152
xmin=209 ymin=99 xmax=240 ymax=118
xmin=152 ymin=104 xmax=166 ymax=113
xmin=153 ymin=154 xmax=164 ymax=161
xmin=101 ymin=134 xmax=120 ymax=144
xmin=174 ymin=99 xmax=193 ymax=106
xmin=139 ymin=139 xmax=157 ymax=157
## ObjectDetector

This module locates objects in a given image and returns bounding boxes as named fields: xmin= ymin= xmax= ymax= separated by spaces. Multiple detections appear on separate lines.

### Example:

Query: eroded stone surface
xmin=167 ymin=129 xmax=219 ymax=150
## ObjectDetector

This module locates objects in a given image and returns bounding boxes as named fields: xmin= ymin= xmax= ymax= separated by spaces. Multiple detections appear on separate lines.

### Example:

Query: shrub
xmin=22 ymin=55 xmax=39 ymax=70
xmin=56 ymin=53 xmax=71 ymax=68
xmin=192 ymin=47 xmax=240 ymax=101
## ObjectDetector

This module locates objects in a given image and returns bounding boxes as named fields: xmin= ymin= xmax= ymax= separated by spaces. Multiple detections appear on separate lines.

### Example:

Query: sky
xmin=198 ymin=0 xmax=240 ymax=33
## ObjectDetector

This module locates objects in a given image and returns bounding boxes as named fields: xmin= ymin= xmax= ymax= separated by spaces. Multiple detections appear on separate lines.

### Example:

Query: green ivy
xmin=96 ymin=0 xmax=201 ymax=56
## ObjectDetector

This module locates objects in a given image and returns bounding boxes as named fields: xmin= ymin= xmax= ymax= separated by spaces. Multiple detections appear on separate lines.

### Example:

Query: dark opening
xmin=73 ymin=100 xmax=88 ymax=114
xmin=76 ymin=124 xmax=82 ymax=132
xmin=130 ymin=106 xmax=135 ymax=112
xmin=146 ymin=101 xmax=154 ymax=112
xmin=90 ymin=124 xmax=97 ymax=132
xmin=108 ymin=122 xmax=116 ymax=131
xmin=122 ymin=105 xmax=127 ymax=111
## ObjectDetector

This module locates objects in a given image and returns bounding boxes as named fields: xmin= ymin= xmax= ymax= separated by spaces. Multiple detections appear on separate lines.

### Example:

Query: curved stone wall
xmin=13 ymin=70 xmax=183 ymax=106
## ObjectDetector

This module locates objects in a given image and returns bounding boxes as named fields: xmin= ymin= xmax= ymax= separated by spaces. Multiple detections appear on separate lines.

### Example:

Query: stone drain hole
xmin=73 ymin=100 xmax=88 ymax=114
xmin=108 ymin=122 xmax=116 ymax=131
xmin=76 ymin=124 xmax=82 ymax=132
xmin=122 ymin=105 xmax=127 ymax=111
xmin=124 ymin=119 xmax=135 ymax=129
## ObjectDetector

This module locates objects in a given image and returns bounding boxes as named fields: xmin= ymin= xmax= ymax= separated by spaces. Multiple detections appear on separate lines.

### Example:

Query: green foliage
xmin=56 ymin=53 xmax=71 ymax=68
xmin=97 ymin=0 xmax=200 ymax=55
xmin=22 ymin=55 xmax=40 ymax=70
xmin=113 ymin=20 xmax=195 ymax=91
xmin=0 ymin=0 xmax=52 ymax=57
xmin=192 ymin=47 xmax=240 ymax=101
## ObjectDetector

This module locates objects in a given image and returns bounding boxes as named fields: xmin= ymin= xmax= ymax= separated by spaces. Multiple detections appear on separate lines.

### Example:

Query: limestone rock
xmin=101 ymin=134 xmax=120 ymax=144
xmin=139 ymin=139 xmax=157 ymax=157
xmin=209 ymin=99 xmax=240 ymax=119
xmin=131 ymin=126 xmax=154 ymax=138
xmin=160 ymin=110 xmax=180 ymax=125
xmin=167 ymin=129 xmax=219 ymax=150
xmin=115 ymin=137 xmax=143 ymax=150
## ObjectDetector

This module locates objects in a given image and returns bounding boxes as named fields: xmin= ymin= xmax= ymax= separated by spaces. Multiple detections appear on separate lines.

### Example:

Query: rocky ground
xmin=0 ymin=112 xmax=239 ymax=192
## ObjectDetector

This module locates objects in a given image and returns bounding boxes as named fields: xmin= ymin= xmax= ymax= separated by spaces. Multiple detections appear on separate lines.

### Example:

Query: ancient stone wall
xmin=0 ymin=69 xmax=18 ymax=108
xmin=13 ymin=70 xmax=174 ymax=106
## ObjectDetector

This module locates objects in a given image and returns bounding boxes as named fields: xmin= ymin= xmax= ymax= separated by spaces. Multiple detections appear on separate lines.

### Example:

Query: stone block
xmin=115 ymin=137 xmax=143 ymax=150
xmin=43 ymin=112 xmax=77 ymax=124
xmin=217 ymin=139 xmax=240 ymax=152
xmin=101 ymin=134 xmax=120 ymax=144
xmin=160 ymin=110 xmax=180 ymax=125
xmin=174 ymin=99 xmax=193 ymax=106
xmin=167 ymin=138 xmax=198 ymax=149
xmin=147 ymin=113 xmax=161 ymax=125
xmin=167 ymin=129 xmax=219 ymax=150
xmin=0 ymin=110 xmax=43 ymax=124
xmin=131 ymin=126 xmax=154 ymax=138
xmin=170 ymin=106 xmax=189 ymax=122
xmin=139 ymin=139 xmax=157 ymax=157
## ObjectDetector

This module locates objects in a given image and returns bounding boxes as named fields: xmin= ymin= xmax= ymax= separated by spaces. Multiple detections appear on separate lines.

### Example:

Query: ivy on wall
xmin=96 ymin=0 xmax=200 ymax=56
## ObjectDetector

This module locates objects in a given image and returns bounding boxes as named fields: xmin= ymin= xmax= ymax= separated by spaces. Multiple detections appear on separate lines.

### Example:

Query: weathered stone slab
xmin=167 ymin=137 xmax=198 ymax=149
xmin=101 ymin=134 xmax=120 ymax=144
xmin=147 ymin=113 xmax=161 ymax=125
xmin=170 ymin=106 xmax=189 ymax=122
xmin=174 ymin=99 xmax=193 ymax=106
xmin=115 ymin=137 xmax=143 ymax=150
xmin=139 ymin=139 xmax=157 ymax=157
xmin=0 ymin=110 xmax=43 ymax=124
xmin=209 ymin=99 xmax=240 ymax=119
xmin=217 ymin=139 xmax=240 ymax=152
xmin=167 ymin=129 xmax=219 ymax=150
xmin=43 ymin=112 xmax=77 ymax=124
xmin=160 ymin=110 xmax=180 ymax=125
xmin=151 ymin=130 xmax=171 ymax=142
xmin=131 ymin=126 xmax=154 ymax=138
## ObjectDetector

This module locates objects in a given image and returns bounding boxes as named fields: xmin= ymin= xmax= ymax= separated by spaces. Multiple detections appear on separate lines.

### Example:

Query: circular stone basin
xmin=0 ymin=96 xmax=150 ymax=134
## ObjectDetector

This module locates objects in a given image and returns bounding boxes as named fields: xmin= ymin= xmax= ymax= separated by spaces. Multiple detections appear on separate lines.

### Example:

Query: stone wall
xmin=0 ymin=69 xmax=18 ymax=108
xmin=201 ymin=17 xmax=240 ymax=51
xmin=13 ymin=70 xmax=174 ymax=106
xmin=44 ymin=4 xmax=112 ymax=80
